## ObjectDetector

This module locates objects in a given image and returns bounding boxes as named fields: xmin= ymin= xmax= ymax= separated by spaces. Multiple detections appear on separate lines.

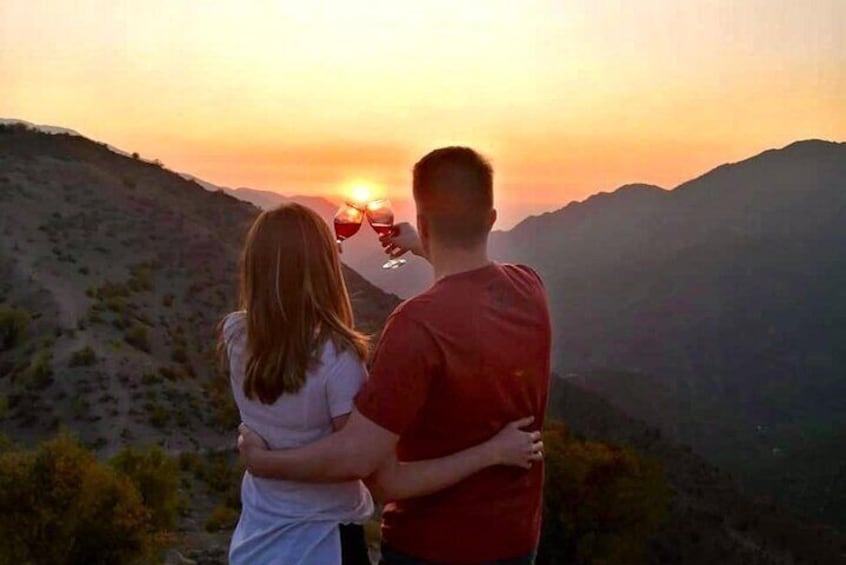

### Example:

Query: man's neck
xmin=429 ymin=244 xmax=492 ymax=281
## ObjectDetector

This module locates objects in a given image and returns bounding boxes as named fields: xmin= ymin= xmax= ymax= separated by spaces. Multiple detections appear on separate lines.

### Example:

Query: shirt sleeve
xmin=325 ymin=348 xmax=368 ymax=418
xmin=222 ymin=311 xmax=246 ymax=363
xmin=355 ymin=308 xmax=436 ymax=435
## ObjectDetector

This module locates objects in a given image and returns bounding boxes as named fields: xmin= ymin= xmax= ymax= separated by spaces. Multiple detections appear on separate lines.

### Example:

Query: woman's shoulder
xmin=316 ymin=339 xmax=366 ymax=377
xmin=222 ymin=311 xmax=247 ymax=344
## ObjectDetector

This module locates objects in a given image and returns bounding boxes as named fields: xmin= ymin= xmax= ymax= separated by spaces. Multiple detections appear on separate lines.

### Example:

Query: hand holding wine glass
xmin=366 ymin=199 xmax=407 ymax=269
xmin=379 ymin=222 xmax=425 ymax=261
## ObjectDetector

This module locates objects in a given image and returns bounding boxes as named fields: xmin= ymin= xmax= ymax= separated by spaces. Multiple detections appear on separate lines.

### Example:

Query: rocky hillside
xmin=0 ymin=123 xmax=399 ymax=453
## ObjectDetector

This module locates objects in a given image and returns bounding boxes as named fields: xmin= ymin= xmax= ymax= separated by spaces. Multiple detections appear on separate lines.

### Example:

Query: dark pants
xmin=340 ymin=523 xmax=371 ymax=565
xmin=380 ymin=544 xmax=536 ymax=565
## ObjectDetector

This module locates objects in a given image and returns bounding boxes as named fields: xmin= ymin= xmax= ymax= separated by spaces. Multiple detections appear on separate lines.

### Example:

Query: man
xmin=239 ymin=147 xmax=551 ymax=564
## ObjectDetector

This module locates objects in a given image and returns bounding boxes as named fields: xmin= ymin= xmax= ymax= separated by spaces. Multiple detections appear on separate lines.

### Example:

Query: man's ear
xmin=487 ymin=208 xmax=497 ymax=230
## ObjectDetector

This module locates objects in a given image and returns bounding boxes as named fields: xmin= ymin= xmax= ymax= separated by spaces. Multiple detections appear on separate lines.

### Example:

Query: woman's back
xmin=223 ymin=311 xmax=373 ymax=563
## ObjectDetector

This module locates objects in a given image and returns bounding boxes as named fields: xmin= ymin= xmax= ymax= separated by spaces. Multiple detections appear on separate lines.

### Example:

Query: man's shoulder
xmin=497 ymin=262 xmax=546 ymax=289
xmin=385 ymin=294 xmax=434 ymax=329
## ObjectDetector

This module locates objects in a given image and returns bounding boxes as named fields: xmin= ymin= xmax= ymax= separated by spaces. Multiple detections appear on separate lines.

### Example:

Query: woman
xmin=220 ymin=204 xmax=540 ymax=564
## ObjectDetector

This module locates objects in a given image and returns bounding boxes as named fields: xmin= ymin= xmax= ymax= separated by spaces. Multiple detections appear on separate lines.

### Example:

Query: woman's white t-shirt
xmin=222 ymin=312 xmax=374 ymax=565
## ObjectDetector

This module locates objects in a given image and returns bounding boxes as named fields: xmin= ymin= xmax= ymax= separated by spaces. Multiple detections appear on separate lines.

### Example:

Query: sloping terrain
xmin=549 ymin=375 xmax=846 ymax=564
xmin=0 ymin=124 xmax=399 ymax=453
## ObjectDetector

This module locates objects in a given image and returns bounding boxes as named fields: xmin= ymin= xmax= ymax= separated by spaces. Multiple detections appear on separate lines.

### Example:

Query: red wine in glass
xmin=369 ymin=222 xmax=394 ymax=237
xmin=334 ymin=203 xmax=363 ymax=250
xmin=366 ymin=199 xmax=407 ymax=269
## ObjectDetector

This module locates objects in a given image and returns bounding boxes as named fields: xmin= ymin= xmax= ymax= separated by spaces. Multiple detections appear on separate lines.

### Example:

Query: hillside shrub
xmin=158 ymin=365 xmax=180 ymax=381
xmin=171 ymin=346 xmax=188 ymax=363
xmin=205 ymin=505 xmax=239 ymax=532
xmin=25 ymin=350 xmax=53 ymax=389
xmin=69 ymin=346 xmax=97 ymax=367
xmin=538 ymin=421 xmax=670 ymax=564
xmin=71 ymin=398 xmax=90 ymax=420
xmin=0 ymin=435 xmax=152 ymax=564
xmin=148 ymin=404 xmax=170 ymax=428
xmin=124 ymin=325 xmax=150 ymax=352
xmin=128 ymin=264 xmax=154 ymax=292
xmin=96 ymin=281 xmax=130 ymax=300
xmin=104 ymin=296 xmax=127 ymax=314
xmin=142 ymin=371 xmax=161 ymax=386
xmin=110 ymin=445 xmax=180 ymax=531
xmin=0 ymin=307 xmax=30 ymax=350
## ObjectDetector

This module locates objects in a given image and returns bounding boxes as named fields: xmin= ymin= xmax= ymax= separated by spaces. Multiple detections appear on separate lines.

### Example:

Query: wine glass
xmin=366 ymin=199 xmax=407 ymax=270
xmin=333 ymin=202 xmax=364 ymax=251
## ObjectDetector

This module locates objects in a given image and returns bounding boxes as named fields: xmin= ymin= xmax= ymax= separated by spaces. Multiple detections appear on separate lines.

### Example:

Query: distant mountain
xmin=217 ymin=181 xmax=434 ymax=299
xmin=0 ymin=123 xmax=399 ymax=453
xmin=179 ymin=173 xmax=339 ymax=219
xmin=492 ymin=140 xmax=846 ymax=528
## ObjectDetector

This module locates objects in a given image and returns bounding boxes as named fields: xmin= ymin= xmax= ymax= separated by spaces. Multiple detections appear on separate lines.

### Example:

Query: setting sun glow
xmin=1 ymin=1 xmax=843 ymax=227
xmin=349 ymin=184 xmax=374 ymax=205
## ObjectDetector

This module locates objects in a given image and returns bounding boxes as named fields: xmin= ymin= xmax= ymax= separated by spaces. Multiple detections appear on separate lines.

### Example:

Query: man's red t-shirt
xmin=355 ymin=262 xmax=551 ymax=564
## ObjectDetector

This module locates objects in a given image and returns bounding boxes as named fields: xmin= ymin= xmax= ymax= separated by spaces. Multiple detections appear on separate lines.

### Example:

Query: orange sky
xmin=1 ymin=1 xmax=844 ymax=227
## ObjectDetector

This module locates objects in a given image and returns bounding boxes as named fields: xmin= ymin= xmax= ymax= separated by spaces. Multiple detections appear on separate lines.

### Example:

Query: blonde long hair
xmin=222 ymin=203 xmax=368 ymax=404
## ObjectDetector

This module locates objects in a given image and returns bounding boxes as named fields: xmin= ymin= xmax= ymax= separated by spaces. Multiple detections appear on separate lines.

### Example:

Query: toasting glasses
xmin=333 ymin=199 xmax=407 ymax=270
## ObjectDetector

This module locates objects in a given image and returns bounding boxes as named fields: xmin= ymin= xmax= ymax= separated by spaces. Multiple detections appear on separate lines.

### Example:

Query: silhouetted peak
xmin=507 ymin=183 xmax=665 ymax=234
xmin=613 ymin=183 xmax=666 ymax=194
xmin=673 ymin=138 xmax=846 ymax=195
xmin=780 ymin=138 xmax=844 ymax=153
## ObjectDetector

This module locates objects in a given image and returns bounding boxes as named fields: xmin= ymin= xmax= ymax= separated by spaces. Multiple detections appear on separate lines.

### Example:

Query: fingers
xmin=531 ymin=440 xmax=543 ymax=455
xmin=380 ymin=243 xmax=409 ymax=258
xmin=509 ymin=415 xmax=535 ymax=429
xmin=523 ymin=440 xmax=544 ymax=469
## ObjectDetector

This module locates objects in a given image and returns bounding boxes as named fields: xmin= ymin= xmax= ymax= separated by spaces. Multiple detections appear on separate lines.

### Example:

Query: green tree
xmin=0 ymin=435 xmax=152 ymax=564
xmin=539 ymin=421 xmax=670 ymax=564
xmin=110 ymin=445 xmax=181 ymax=531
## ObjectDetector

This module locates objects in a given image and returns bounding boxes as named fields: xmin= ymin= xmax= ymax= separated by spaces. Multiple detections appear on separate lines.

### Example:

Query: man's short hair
xmin=412 ymin=147 xmax=494 ymax=248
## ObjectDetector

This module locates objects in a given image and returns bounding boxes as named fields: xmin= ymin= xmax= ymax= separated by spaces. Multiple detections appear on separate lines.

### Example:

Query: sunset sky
xmin=2 ymin=1 xmax=844 ymax=227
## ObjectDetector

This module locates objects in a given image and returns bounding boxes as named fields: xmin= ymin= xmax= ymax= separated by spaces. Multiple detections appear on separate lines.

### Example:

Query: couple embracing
xmin=222 ymin=147 xmax=552 ymax=565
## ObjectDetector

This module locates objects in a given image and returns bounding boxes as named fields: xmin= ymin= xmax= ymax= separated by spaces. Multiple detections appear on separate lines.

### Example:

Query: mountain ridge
xmin=490 ymin=136 xmax=846 ymax=529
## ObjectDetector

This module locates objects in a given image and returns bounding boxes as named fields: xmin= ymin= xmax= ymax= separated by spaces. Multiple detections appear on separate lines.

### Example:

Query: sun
xmin=349 ymin=183 xmax=373 ymax=204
